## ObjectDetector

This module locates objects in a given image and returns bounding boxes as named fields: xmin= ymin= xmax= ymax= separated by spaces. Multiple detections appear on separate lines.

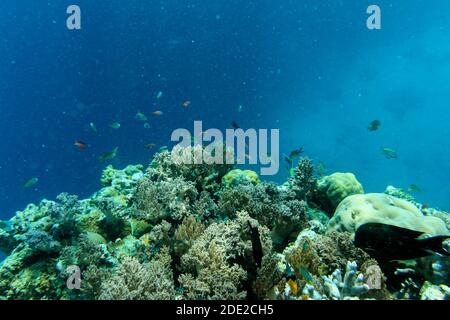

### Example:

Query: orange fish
xmin=182 ymin=100 xmax=191 ymax=108
xmin=287 ymin=279 xmax=298 ymax=295
xmin=152 ymin=110 xmax=163 ymax=116
xmin=74 ymin=140 xmax=87 ymax=150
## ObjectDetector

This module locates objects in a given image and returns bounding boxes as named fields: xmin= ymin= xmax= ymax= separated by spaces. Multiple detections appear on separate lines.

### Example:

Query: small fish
xmin=355 ymin=222 xmax=450 ymax=262
xmin=231 ymin=121 xmax=240 ymax=129
xmin=24 ymin=177 xmax=38 ymax=188
xmin=407 ymin=184 xmax=422 ymax=193
xmin=182 ymin=100 xmax=191 ymax=108
xmin=144 ymin=143 xmax=156 ymax=150
xmin=368 ymin=120 xmax=381 ymax=131
xmin=110 ymin=122 xmax=121 ymax=130
xmin=156 ymin=91 xmax=163 ymax=100
xmin=381 ymin=147 xmax=398 ymax=159
xmin=98 ymin=147 xmax=118 ymax=162
xmin=299 ymin=266 xmax=314 ymax=285
xmin=135 ymin=112 xmax=148 ymax=121
xmin=288 ymin=147 xmax=304 ymax=160
xmin=143 ymin=123 xmax=151 ymax=129
xmin=152 ymin=110 xmax=163 ymax=116
xmin=287 ymin=279 xmax=298 ymax=295
xmin=237 ymin=105 xmax=243 ymax=113
xmin=159 ymin=146 xmax=169 ymax=152
xmin=73 ymin=140 xmax=87 ymax=150
xmin=89 ymin=122 xmax=97 ymax=132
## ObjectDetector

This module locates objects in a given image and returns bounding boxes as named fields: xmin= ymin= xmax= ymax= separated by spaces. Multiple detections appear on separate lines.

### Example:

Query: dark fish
xmin=98 ymin=147 xmax=118 ymax=162
xmin=247 ymin=221 xmax=263 ymax=268
xmin=231 ymin=121 xmax=240 ymax=130
xmin=144 ymin=143 xmax=156 ymax=150
xmin=284 ymin=155 xmax=293 ymax=166
xmin=381 ymin=147 xmax=398 ymax=159
xmin=23 ymin=177 xmax=39 ymax=188
xmin=355 ymin=222 xmax=450 ymax=262
xmin=288 ymin=147 xmax=304 ymax=159
xmin=368 ymin=120 xmax=381 ymax=131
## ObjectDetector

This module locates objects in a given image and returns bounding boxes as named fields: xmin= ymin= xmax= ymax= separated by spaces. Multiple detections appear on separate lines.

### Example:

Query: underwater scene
xmin=0 ymin=0 xmax=449 ymax=301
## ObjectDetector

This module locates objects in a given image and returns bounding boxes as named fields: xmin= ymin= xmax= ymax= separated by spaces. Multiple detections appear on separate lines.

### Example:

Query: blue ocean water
xmin=1 ymin=0 xmax=449 ymax=225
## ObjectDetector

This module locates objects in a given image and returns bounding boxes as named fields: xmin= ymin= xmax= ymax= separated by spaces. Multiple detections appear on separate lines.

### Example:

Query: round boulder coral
xmin=222 ymin=169 xmax=260 ymax=188
xmin=316 ymin=172 xmax=364 ymax=215
xmin=327 ymin=193 xmax=449 ymax=236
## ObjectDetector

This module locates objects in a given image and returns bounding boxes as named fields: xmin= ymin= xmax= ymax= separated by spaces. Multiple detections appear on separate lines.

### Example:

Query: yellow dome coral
xmin=327 ymin=193 xmax=449 ymax=237
xmin=222 ymin=169 xmax=260 ymax=187
xmin=316 ymin=172 xmax=364 ymax=215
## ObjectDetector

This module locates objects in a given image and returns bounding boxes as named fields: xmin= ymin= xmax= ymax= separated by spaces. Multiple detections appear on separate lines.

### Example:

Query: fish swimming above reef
xmin=152 ymin=110 xmax=163 ymax=116
xmin=289 ymin=147 xmax=304 ymax=160
xmin=355 ymin=222 xmax=450 ymax=262
xmin=381 ymin=147 xmax=398 ymax=159
xmin=144 ymin=143 xmax=156 ymax=150
xmin=368 ymin=120 xmax=381 ymax=131
xmin=135 ymin=112 xmax=148 ymax=121
xmin=89 ymin=122 xmax=97 ymax=132
xmin=23 ymin=177 xmax=38 ymax=188
xmin=73 ymin=140 xmax=87 ymax=150
xmin=98 ymin=147 xmax=118 ymax=162
xmin=110 ymin=122 xmax=121 ymax=130
xmin=231 ymin=121 xmax=240 ymax=129
xmin=408 ymin=184 xmax=422 ymax=193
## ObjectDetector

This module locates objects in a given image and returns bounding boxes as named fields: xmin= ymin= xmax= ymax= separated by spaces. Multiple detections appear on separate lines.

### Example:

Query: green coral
xmin=316 ymin=172 xmax=364 ymax=215
xmin=222 ymin=169 xmax=260 ymax=188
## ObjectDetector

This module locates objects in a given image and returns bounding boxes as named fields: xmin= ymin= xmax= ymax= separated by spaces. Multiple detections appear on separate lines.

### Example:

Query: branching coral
xmin=98 ymin=247 xmax=175 ymax=300
xmin=174 ymin=215 xmax=205 ymax=257
xmin=218 ymin=182 xmax=308 ymax=247
xmin=178 ymin=211 xmax=272 ymax=300
xmin=288 ymin=157 xmax=317 ymax=202
xmin=146 ymin=146 xmax=231 ymax=193
xmin=302 ymin=261 xmax=370 ymax=300
xmin=133 ymin=177 xmax=198 ymax=223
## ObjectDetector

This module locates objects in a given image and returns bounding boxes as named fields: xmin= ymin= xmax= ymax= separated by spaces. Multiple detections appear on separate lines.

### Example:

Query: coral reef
xmin=316 ymin=172 xmax=364 ymax=215
xmin=327 ymin=193 xmax=449 ymax=236
xmin=0 ymin=145 xmax=449 ymax=300
xmin=301 ymin=261 xmax=370 ymax=300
